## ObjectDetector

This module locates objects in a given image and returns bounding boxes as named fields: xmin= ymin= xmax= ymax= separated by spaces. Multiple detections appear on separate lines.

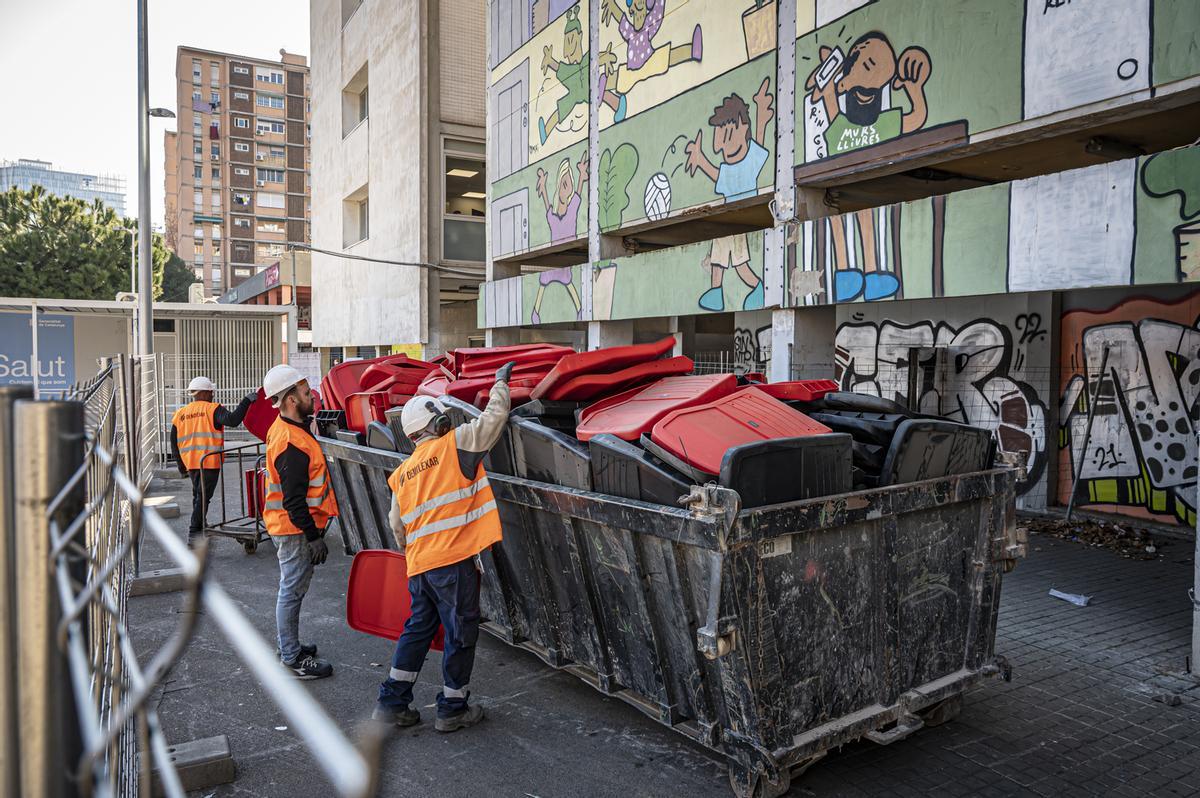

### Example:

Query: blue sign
xmin=0 ymin=312 xmax=76 ymax=390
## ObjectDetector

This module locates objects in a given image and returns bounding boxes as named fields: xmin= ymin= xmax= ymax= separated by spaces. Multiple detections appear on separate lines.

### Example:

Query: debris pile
xmin=1023 ymin=517 xmax=1165 ymax=560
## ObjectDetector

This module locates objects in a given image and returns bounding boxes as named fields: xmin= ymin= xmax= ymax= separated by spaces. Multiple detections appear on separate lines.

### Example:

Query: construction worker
xmin=262 ymin=364 xmax=338 ymax=679
xmin=373 ymin=360 xmax=515 ymax=732
xmin=170 ymin=376 xmax=255 ymax=548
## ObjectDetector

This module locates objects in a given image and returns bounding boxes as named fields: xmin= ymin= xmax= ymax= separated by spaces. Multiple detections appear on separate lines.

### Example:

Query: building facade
xmin=479 ymin=0 xmax=1200 ymax=525
xmin=0 ymin=158 xmax=126 ymax=215
xmin=163 ymin=47 xmax=312 ymax=297
xmin=308 ymin=0 xmax=487 ymax=361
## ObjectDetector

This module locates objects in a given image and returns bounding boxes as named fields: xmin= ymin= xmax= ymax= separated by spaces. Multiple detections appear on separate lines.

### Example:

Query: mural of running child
xmin=598 ymin=0 xmax=703 ymax=123
xmin=684 ymin=78 xmax=773 ymax=312
xmin=535 ymin=151 xmax=587 ymax=245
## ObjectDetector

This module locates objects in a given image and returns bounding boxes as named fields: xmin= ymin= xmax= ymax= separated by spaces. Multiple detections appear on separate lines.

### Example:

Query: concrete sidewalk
xmin=132 ymin=470 xmax=1200 ymax=797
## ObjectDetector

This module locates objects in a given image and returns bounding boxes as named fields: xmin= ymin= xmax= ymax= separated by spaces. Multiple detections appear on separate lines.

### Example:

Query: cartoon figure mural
xmin=529 ymin=267 xmax=583 ymax=324
xmin=539 ymin=7 xmax=622 ymax=143
xmin=804 ymin=33 xmax=932 ymax=161
xmin=536 ymin=151 xmax=588 ymax=244
xmin=598 ymin=0 xmax=704 ymax=122
xmin=1141 ymin=153 xmax=1200 ymax=283
xmin=685 ymin=78 xmax=773 ymax=311
xmin=1058 ymin=294 xmax=1200 ymax=526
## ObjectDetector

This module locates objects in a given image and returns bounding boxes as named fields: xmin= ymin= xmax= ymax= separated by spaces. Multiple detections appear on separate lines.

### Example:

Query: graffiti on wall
xmin=734 ymin=324 xmax=771 ymax=372
xmin=834 ymin=316 xmax=1048 ymax=495
xmin=1058 ymin=294 xmax=1200 ymax=525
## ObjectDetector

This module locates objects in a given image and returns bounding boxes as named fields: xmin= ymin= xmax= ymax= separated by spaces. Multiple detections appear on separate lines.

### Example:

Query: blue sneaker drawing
xmin=538 ymin=117 xmax=548 ymax=145
xmin=698 ymin=286 xmax=724 ymax=312
xmin=863 ymin=272 xmax=900 ymax=301
xmin=615 ymin=93 xmax=627 ymax=123
xmin=742 ymin=281 xmax=764 ymax=310
xmin=834 ymin=269 xmax=864 ymax=302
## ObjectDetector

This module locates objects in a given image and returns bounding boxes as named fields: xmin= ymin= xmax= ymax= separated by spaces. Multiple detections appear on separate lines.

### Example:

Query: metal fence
xmin=0 ymin=357 xmax=380 ymax=798
xmin=159 ymin=352 xmax=275 ymax=449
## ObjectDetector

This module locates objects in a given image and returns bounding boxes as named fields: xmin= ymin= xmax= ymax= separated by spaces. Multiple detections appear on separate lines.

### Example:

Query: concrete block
xmin=129 ymin=568 xmax=186 ymax=596
xmin=150 ymin=735 xmax=235 ymax=797
xmin=145 ymin=496 xmax=180 ymax=518
xmin=154 ymin=468 xmax=187 ymax=482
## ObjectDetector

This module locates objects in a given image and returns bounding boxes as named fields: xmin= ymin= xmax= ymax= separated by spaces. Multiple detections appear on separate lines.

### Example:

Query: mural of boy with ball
xmin=684 ymin=77 xmax=773 ymax=312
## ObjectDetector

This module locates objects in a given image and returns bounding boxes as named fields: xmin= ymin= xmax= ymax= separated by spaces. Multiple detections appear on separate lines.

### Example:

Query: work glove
xmin=495 ymin=360 xmax=516 ymax=384
xmin=308 ymin=536 xmax=329 ymax=566
xmin=244 ymin=391 xmax=259 ymax=404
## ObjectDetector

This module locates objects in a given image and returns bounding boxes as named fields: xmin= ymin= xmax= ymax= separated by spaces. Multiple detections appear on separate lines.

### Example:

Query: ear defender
xmin=433 ymin=413 xmax=452 ymax=437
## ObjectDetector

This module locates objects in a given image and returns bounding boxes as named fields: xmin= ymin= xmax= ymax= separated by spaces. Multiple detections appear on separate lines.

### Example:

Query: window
xmin=194 ymin=227 xmax=204 ymax=238
xmin=233 ymin=192 xmax=251 ymax=207
xmin=193 ymin=165 xmax=202 ymax=180
xmin=211 ymin=226 xmax=222 ymax=239
xmin=442 ymin=141 xmax=486 ymax=262
xmin=211 ymin=193 xmax=222 ymax=208
xmin=211 ymin=268 xmax=223 ymax=280
xmin=210 ymin=91 xmax=220 ymax=105
xmin=269 ymin=146 xmax=286 ymax=159
xmin=234 ymin=90 xmax=249 ymax=101
xmin=194 ymin=267 xmax=204 ymax=279
xmin=233 ymin=65 xmax=249 ymax=75
xmin=256 ymin=93 xmax=284 ymax=109
xmin=210 ymin=143 xmax=220 ymax=157
xmin=258 ymin=220 xmax=284 ymax=234
xmin=192 ymin=90 xmax=202 ymax=102
xmin=193 ymin=116 xmax=201 ymax=133
xmin=193 ymin=191 xmax=203 ymax=206
xmin=257 ymin=168 xmax=284 ymax=183
xmin=234 ymin=166 xmax=250 ymax=176
xmin=193 ymin=241 xmax=204 ymax=256
xmin=192 ymin=59 xmax=202 ymax=82
xmin=256 ymin=68 xmax=284 ymax=84
xmin=343 ymin=186 xmax=369 ymax=247
xmin=234 ymin=142 xmax=250 ymax=152
xmin=211 ymin=166 xmax=221 ymax=180
xmin=256 ymin=119 xmax=285 ymax=135
xmin=234 ymin=217 xmax=251 ymax=228
xmin=341 ymin=63 xmax=369 ymax=136
xmin=341 ymin=0 xmax=363 ymax=25
xmin=257 ymin=192 xmax=285 ymax=209
xmin=193 ymin=141 xmax=202 ymax=156
xmin=210 ymin=62 xmax=220 ymax=84
xmin=234 ymin=117 xmax=249 ymax=129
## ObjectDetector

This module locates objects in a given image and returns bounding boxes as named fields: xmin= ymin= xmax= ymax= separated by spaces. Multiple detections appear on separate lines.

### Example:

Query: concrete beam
xmin=129 ymin=568 xmax=186 ymax=597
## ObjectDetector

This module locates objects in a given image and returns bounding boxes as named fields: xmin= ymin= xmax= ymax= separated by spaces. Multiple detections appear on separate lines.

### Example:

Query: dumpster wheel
xmin=728 ymin=765 xmax=789 ymax=798
xmin=918 ymin=695 xmax=963 ymax=727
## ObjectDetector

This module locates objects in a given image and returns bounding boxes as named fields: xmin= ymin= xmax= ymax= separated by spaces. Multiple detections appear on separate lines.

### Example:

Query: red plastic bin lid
xmin=576 ymin=374 xmax=738 ymax=441
xmin=650 ymin=387 xmax=831 ymax=475
xmin=755 ymin=379 xmax=840 ymax=402
xmin=346 ymin=550 xmax=444 ymax=649
xmin=531 ymin=336 xmax=676 ymax=401
xmin=546 ymin=355 xmax=695 ymax=402
xmin=244 ymin=387 xmax=323 ymax=442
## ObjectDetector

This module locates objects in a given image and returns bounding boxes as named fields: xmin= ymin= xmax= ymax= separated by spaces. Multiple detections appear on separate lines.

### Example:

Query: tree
xmin=0 ymin=185 xmax=181 ymax=301
xmin=160 ymin=251 xmax=195 ymax=302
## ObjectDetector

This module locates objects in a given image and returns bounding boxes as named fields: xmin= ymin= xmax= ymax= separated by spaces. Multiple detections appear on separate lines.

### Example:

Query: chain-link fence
xmin=0 ymin=357 xmax=380 ymax=798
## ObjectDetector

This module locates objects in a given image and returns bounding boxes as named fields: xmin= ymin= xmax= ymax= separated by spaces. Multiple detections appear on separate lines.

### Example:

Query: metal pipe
xmin=30 ymin=301 xmax=40 ymax=399
xmin=0 ymin=385 xmax=33 ymax=797
xmin=1066 ymin=345 xmax=1110 ymax=521
xmin=136 ymin=0 xmax=153 ymax=356
xmin=14 ymin=399 xmax=85 ymax=798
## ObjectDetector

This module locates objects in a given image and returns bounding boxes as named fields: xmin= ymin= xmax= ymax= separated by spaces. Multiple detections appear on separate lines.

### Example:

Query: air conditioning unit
xmin=256 ymin=180 xmax=265 ymax=186
xmin=256 ymin=153 xmax=265 ymax=160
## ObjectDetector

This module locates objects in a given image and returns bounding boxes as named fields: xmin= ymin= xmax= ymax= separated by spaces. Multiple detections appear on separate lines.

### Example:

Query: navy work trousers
xmin=377 ymin=556 xmax=481 ymax=718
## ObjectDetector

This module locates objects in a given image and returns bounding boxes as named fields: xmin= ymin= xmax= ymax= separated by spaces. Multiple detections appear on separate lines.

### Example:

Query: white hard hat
xmin=262 ymin=364 xmax=306 ymax=407
xmin=187 ymin=376 xmax=216 ymax=394
xmin=401 ymin=397 xmax=447 ymax=438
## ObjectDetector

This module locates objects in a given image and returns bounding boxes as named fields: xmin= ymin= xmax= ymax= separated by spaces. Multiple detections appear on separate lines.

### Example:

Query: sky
xmin=0 ymin=0 xmax=310 ymax=229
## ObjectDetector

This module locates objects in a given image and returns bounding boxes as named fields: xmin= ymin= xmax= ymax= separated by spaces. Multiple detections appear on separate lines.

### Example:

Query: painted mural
xmin=834 ymin=296 xmax=1051 ymax=505
xmin=596 ymin=0 xmax=777 ymax=232
xmin=490 ymin=1 xmax=590 ymax=257
xmin=794 ymin=0 xmax=1199 ymax=176
xmin=788 ymin=146 xmax=1200 ymax=307
xmin=1058 ymin=293 xmax=1200 ymax=526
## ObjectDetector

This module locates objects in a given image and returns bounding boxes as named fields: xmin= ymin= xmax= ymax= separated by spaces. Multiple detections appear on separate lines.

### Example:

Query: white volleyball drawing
xmin=644 ymin=172 xmax=672 ymax=221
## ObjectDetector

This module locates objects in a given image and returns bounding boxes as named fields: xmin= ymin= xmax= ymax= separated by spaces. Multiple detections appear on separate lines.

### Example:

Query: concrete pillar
xmin=670 ymin=316 xmax=696 ymax=357
xmin=485 ymin=261 xmax=522 ymax=347
xmin=769 ymin=305 xmax=836 ymax=382
xmin=587 ymin=319 xmax=634 ymax=350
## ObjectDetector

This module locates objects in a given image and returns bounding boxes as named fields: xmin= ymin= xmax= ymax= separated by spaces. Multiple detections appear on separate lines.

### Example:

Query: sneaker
xmin=283 ymin=654 xmax=333 ymax=680
xmin=278 ymin=643 xmax=318 ymax=660
xmin=372 ymin=705 xmax=420 ymax=728
xmin=435 ymin=704 xmax=484 ymax=733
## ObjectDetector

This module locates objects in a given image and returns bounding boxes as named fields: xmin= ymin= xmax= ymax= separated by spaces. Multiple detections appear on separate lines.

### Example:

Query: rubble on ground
xmin=1023 ymin=517 xmax=1169 ymax=561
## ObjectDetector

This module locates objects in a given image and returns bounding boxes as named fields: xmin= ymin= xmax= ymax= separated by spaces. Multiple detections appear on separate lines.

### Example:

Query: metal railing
xmin=0 ymin=358 xmax=381 ymax=798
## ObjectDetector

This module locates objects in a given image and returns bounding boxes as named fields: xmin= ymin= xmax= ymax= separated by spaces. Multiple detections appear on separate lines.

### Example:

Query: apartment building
xmin=164 ymin=47 xmax=312 ymax=297
xmin=0 ymin=158 xmax=126 ymax=215
xmin=308 ymin=0 xmax=487 ymax=363
xmin=479 ymin=0 xmax=1200 ymax=526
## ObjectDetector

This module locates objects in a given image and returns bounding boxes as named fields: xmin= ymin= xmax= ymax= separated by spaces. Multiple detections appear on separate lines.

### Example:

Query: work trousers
xmin=270 ymin=533 xmax=315 ymax=664
xmin=377 ymin=557 xmax=480 ymax=718
xmin=188 ymin=468 xmax=221 ymax=542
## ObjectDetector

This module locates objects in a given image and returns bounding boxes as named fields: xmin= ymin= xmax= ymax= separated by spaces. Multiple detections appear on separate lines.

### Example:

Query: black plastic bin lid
xmin=509 ymin=416 xmax=591 ymax=489
xmin=365 ymin=421 xmax=398 ymax=452
xmin=878 ymin=419 xmax=995 ymax=487
xmin=588 ymin=433 xmax=695 ymax=506
xmin=718 ymin=434 xmax=853 ymax=508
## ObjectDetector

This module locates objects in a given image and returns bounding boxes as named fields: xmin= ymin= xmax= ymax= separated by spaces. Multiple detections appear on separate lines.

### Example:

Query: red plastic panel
xmin=650 ymin=387 xmax=831 ymax=475
xmin=451 ymin=343 xmax=570 ymax=375
xmin=416 ymin=372 xmax=452 ymax=397
xmin=458 ymin=349 xmax=569 ymax=379
xmin=344 ymin=391 xmax=390 ymax=433
xmin=244 ymin=467 xmax=268 ymax=518
xmin=531 ymin=336 xmax=676 ymax=401
xmin=576 ymin=374 xmax=738 ymax=441
xmin=346 ymin=550 xmax=444 ymax=649
xmin=546 ymin=355 xmax=695 ymax=402
xmin=474 ymin=386 xmax=534 ymax=409
xmin=243 ymin=388 xmax=277 ymax=442
xmin=756 ymin=379 xmax=840 ymax=402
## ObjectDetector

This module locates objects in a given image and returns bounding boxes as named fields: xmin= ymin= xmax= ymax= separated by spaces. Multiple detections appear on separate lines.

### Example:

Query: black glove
xmin=308 ymin=536 xmax=329 ymax=565
xmin=244 ymin=391 xmax=259 ymax=405
xmin=495 ymin=360 xmax=516 ymax=384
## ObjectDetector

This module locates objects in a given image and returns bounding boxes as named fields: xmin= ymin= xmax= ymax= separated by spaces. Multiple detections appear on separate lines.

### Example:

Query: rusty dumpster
xmin=320 ymin=434 xmax=1023 ymax=797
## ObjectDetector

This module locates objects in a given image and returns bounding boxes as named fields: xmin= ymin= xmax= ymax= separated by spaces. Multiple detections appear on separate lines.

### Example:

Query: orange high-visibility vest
xmin=388 ymin=428 xmax=501 ymax=577
xmin=172 ymin=400 xmax=224 ymax=470
xmin=264 ymin=417 xmax=338 ymax=536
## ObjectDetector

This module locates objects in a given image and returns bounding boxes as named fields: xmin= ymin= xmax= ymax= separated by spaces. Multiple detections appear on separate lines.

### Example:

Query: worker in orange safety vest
xmin=372 ymin=360 xmax=515 ymax=732
xmin=170 ymin=376 xmax=255 ymax=547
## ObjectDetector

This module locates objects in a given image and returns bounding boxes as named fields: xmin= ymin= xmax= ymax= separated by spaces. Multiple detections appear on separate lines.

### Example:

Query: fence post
xmin=0 ymin=385 xmax=34 ymax=797
xmin=14 ymin=399 xmax=85 ymax=798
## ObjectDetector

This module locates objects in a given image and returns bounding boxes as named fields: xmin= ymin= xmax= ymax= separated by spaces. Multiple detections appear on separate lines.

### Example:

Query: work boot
xmin=372 ymin=705 xmax=420 ymax=728
xmin=283 ymin=654 xmax=333 ymax=680
xmin=435 ymin=704 xmax=484 ymax=733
